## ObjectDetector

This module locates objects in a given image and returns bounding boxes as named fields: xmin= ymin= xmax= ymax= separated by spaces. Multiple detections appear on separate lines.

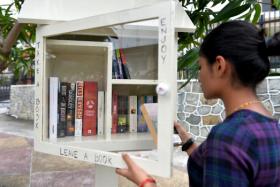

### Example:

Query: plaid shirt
xmin=188 ymin=109 xmax=280 ymax=187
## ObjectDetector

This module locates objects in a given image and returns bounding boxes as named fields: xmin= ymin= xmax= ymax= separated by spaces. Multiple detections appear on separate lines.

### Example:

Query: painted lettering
xmin=60 ymin=147 xmax=78 ymax=159
xmin=94 ymin=154 xmax=112 ymax=165
xmin=160 ymin=17 xmax=168 ymax=64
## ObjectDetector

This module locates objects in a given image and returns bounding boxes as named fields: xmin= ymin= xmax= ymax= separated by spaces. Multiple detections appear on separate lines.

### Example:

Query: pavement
xmin=0 ymin=101 xmax=189 ymax=187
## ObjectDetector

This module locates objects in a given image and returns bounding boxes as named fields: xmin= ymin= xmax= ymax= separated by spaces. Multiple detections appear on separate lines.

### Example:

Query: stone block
xmin=202 ymin=115 xmax=221 ymax=125
xmin=268 ymin=79 xmax=280 ymax=91
xmin=185 ymin=114 xmax=201 ymax=125
xmin=177 ymin=113 xmax=186 ymax=121
xmin=177 ymin=104 xmax=184 ymax=113
xmin=200 ymin=96 xmax=218 ymax=106
xmin=184 ymin=104 xmax=196 ymax=113
xmin=263 ymin=100 xmax=273 ymax=113
xmin=177 ymin=92 xmax=185 ymax=105
xmin=212 ymin=104 xmax=224 ymax=115
xmin=257 ymin=94 xmax=269 ymax=101
xmin=197 ymin=105 xmax=211 ymax=115
xmin=256 ymin=79 xmax=267 ymax=94
xmin=190 ymin=126 xmax=199 ymax=136
xmin=178 ymin=82 xmax=192 ymax=92
xmin=9 ymin=85 xmax=35 ymax=120
xmin=192 ymin=81 xmax=202 ymax=93
xmin=185 ymin=93 xmax=199 ymax=105
xmin=200 ymin=127 xmax=209 ymax=138
xmin=271 ymin=94 xmax=280 ymax=106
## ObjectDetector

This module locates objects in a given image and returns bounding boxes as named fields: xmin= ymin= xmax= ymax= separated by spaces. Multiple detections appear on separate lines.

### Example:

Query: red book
xmin=112 ymin=91 xmax=118 ymax=134
xmin=83 ymin=81 xmax=98 ymax=136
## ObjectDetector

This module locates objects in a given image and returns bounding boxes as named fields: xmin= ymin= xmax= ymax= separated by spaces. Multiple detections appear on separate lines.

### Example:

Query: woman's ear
xmin=214 ymin=55 xmax=228 ymax=78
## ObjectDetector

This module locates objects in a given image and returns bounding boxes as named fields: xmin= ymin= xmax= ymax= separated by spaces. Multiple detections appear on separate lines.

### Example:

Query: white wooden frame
xmin=34 ymin=1 xmax=192 ymax=177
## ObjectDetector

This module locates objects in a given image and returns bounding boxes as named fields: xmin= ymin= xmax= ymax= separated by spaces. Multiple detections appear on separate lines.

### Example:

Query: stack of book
xmin=49 ymin=77 xmax=157 ymax=140
xmin=112 ymin=48 xmax=131 ymax=79
xmin=49 ymin=78 xmax=104 ymax=140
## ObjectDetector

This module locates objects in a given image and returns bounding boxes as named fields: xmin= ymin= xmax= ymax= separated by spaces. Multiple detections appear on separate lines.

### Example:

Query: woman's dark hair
xmin=200 ymin=21 xmax=270 ymax=89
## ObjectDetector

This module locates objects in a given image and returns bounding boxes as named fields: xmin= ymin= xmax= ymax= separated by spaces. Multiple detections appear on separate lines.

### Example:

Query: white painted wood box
xmin=19 ymin=0 xmax=195 ymax=177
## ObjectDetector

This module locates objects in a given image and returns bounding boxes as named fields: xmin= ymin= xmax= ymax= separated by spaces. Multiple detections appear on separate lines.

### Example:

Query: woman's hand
xmin=174 ymin=121 xmax=192 ymax=143
xmin=174 ymin=121 xmax=197 ymax=155
xmin=116 ymin=153 xmax=155 ymax=186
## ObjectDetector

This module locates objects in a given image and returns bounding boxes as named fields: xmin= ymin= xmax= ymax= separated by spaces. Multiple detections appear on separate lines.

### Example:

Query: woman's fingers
xmin=174 ymin=121 xmax=185 ymax=133
xmin=122 ymin=153 xmax=135 ymax=170
xmin=116 ymin=168 xmax=130 ymax=178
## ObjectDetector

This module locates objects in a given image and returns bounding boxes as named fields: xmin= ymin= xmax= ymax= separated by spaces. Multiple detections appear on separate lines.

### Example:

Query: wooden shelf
xmin=111 ymin=79 xmax=158 ymax=85
xmin=45 ymin=132 xmax=155 ymax=151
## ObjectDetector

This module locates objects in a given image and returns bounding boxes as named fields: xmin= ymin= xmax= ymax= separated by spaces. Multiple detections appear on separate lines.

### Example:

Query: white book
xmin=75 ymin=81 xmax=84 ymax=137
xmin=129 ymin=96 xmax=137 ymax=133
xmin=97 ymin=91 xmax=105 ymax=135
xmin=49 ymin=77 xmax=59 ymax=141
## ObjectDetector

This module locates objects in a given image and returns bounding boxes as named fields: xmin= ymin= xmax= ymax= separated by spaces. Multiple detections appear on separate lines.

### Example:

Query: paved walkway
xmin=0 ymin=113 xmax=189 ymax=187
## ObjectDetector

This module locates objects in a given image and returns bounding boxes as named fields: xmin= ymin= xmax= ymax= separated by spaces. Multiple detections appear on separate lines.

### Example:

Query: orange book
xmin=83 ymin=81 xmax=98 ymax=136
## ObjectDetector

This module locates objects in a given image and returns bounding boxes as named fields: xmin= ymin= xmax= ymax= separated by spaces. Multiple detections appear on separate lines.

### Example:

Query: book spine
xmin=66 ymin=83 xmax=76 ymax=136
xmin=116 ymin=49 xmax=124 ymax=79
xmin=112 ymin=91 xmax=118 ymax=134
xmin=129 ymin=96 xmax=137 ymax=133
xmin=145 ymin=96 xmax=154 ymax=103
xmin=58 ymin=82 xmax=69 ymax=137
xmin=97 ymin=91 xmax=105 ymax=135
xmin=75 ymin=81 xmax=83 ymax=137
xmin=112 ymin=50 xmax=119 ymax=79
xmin=83 ymin=81 xmax=98 ymax=136
xmin=137 ymin=96 xmax=147 ymax=132
xmin=117 ymin=96 xmax=128 ymax=133
xmin=119 ymin=48 xmax=131 ymax=79
xmin=49 ymin=77 xmax=59 ymax=140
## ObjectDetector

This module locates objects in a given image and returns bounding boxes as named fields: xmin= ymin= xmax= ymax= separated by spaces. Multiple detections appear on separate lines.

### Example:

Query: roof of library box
xmin=18 ymin=0 xmax=195 ymax=33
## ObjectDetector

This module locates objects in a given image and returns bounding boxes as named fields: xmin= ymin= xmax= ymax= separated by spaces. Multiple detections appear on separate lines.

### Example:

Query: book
xmin=49 ymin=77 xmax=59 ymax=140
xmin=140 ymin=103 xmax=158 ymax=145
xmin=58 ymin=82 xmax=69 ymax=137
xmin=115 ymin=49 xmax=124 ymax=79
xmin=66 ymin=83 xmax=76 ymax=136
xmin=129 ymin=96 xmax=137 ymax=133
xmin=117 ymin=95 xmax=128 ymax=133
xmin=83 ymin=81 xmax=98 ymax=136
xmin=112 ymin=91 xmax=118 ymax=134
xmin=112 ymin=49 xmax=120 ymax=79
xmin=119 ymin=48 xmax=131 ymax=79
xmin=137 ymin=96 xmax=147 ymax=132
xmin=74 ymin=81 xmax=83 ymax=137
xmin=97 ymin=91 xmax=105 ymax=135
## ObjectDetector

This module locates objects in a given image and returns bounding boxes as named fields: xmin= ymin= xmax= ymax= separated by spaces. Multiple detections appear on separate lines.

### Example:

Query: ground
xmin=0 ymin=110 xmax=189 ymax=187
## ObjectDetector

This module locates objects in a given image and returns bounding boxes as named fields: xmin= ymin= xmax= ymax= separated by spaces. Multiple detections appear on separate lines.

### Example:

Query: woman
xmin=116 ymin=21 xmax=280 ymax=187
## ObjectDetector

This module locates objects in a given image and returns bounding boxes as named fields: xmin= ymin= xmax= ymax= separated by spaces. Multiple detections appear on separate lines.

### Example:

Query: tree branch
xmin=0 ymin=21 xmax=24 ymax=56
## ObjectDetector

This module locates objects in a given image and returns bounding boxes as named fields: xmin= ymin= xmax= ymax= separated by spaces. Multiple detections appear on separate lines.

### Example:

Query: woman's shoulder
xmin=208 ymin=109 xmax=279 ymax=144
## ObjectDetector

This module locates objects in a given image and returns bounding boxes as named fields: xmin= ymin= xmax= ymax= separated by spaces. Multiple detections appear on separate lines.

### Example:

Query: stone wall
xmin=177 ymin=76 xmax=280 ymax=143
xmin=9 ymin=85 xmax=35 ymax=120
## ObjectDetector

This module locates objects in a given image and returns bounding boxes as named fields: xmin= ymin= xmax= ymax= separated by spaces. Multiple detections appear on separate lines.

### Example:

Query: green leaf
xmin=252 ymin=3 xmax=261 ymax=24
xmin=178 ymin=48 xmax=199 ymax=70
xmin=211 ymin=3 xmax=251 ymax=23
xmin=273 ymin=0 xmax=280 ymax=9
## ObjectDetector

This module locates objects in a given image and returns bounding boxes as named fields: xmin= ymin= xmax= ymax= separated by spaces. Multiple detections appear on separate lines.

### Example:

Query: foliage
xmin=177 ymin=0 xmax=262 ymax=89
xmin=273 ymin=0 xmax=280 ymax=9
xmin=0 ymin=0 xmax=36 ymax=83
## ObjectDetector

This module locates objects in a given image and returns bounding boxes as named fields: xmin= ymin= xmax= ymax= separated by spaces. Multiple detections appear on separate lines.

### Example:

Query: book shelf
xmin=45 ymin=39 xmax=156 ymax=150
xmin=28 ymin=1 xmax=196 ymax=178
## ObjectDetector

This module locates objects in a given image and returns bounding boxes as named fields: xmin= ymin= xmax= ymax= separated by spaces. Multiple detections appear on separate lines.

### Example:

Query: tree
xmin=0 ymin=0 xmax=36 ymax=83
xmin=177 ymin=0 xmax=264 ymax=88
